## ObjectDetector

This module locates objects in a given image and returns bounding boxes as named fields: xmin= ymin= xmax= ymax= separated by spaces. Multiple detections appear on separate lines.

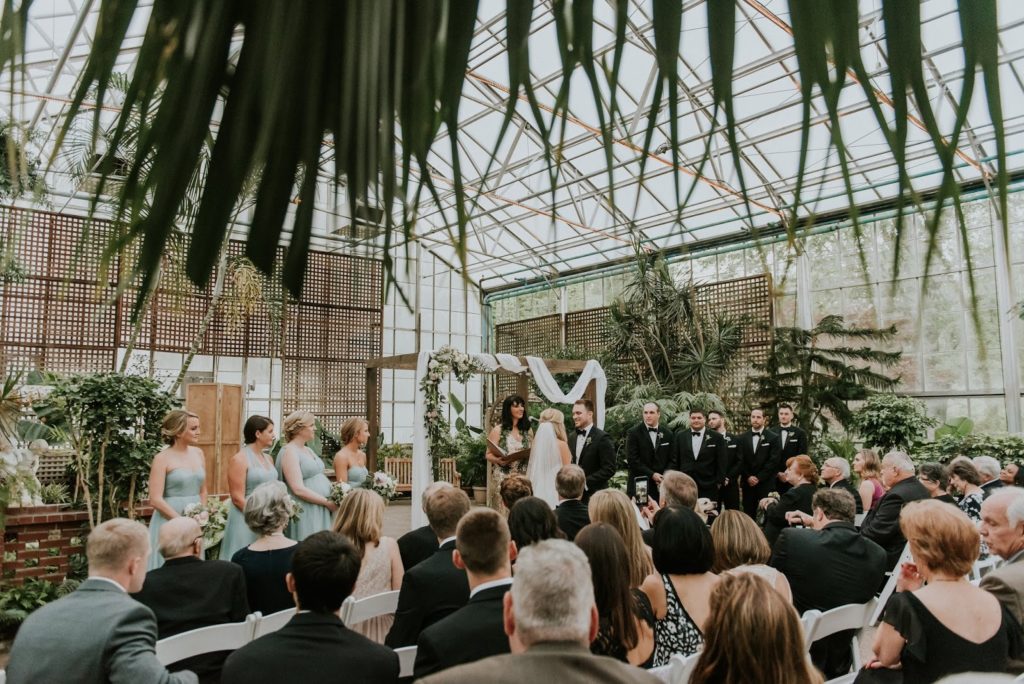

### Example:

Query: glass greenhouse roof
xmin=5 ymin=0 xmax=1024 ymax=291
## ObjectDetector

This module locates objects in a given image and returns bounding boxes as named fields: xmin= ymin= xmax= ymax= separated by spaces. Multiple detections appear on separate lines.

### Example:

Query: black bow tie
xmin=692 ymin=431 xmax=702 ymax=437
xmin=576 ymin=429 xmax=587 ymax=436
xmin=753 ymin=431 xmax=762 ymax=436
xmin=647 ymin=427 xmax=658 ymax=432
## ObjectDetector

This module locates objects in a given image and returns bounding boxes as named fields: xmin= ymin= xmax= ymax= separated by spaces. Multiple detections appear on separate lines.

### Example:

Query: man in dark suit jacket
xmin=708 ymin=410 xmax=741 ymax=510
xmin=976 ymin=456 xmax=1005 ymax=499
xmin=415 ymin=508 xmax=515 ymax=678
xmin=7 ymin=518 xmax=197 ymax=684
xmin=774 ymin=404 xmax=809 ymax=493
xmin=820 ymin=457 xmax=863 ymax=514
xmin=771 ymin=489 xmax=888 ymax=679
xmin=398 ymin=481 xmax=454 ymax=570
xmin=860 ymin=451 xmax=930 ymax=568
xmin=554 ymin=465 xmax=590 ymax=542
xmin=132 ymin=518 xmax=249 ymax=683
xmin=221 ymin=531 xmax=398 ymax=684
xmin=386 ymin=486 xmax=472 ymax=647
xmin=738 ymin=407 xmax=782 ymax=519
xmin=675 ymin=408 xmax=727 ymax=500
xmin=569 ymin=398 xmax=616 ymax=500
xmin=625 ymin=402 xmax=675 ymax=503
xmin=418 ymin=540 xmax=656 ymax=684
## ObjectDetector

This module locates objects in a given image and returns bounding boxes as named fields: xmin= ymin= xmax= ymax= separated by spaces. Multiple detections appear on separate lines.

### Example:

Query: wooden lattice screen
xmin=0 ymin=206 xmax=383 ymax=430
xmin=493 ymin=313 xmax=561 ymax=399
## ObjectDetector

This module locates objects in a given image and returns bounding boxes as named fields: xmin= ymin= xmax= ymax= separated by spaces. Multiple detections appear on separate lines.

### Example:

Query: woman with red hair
xmin=759 ymin=455 xmax=818 ymax=546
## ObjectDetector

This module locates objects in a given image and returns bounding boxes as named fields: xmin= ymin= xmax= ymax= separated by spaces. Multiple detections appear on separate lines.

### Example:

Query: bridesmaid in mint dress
xmin=277 ymin=410 xmax=336 ymax=540
xmin=333 ymin=417 xmax=371 ymax=491
xmin=220 ymin=415 xmax=279 ymax=560
xmin=147 ymin=409 xmax=208 ymax=570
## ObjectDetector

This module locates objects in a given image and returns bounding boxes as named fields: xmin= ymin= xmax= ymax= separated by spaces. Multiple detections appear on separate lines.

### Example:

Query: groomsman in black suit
xmin=675 ymin=408 xmax=727 ymax=501
xmin=707 ymin=409 xmax=741 ymax=510
xmin=739 ymin=407 xmax=782 ymax=519
xmin=625 ymin=402 xmax=675 ymax=504
xmin=569 ymin=398 xmax=616 ymax=501
xmin=774 ymin=403 xmax=809 ymax=494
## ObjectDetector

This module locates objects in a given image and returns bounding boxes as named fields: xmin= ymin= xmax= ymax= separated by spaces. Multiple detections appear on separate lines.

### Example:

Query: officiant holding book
xmin=486 ymin=395 xmax=532 ymax=512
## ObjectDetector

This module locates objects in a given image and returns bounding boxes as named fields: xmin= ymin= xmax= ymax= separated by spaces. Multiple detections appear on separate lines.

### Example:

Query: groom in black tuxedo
xmin=625 ymin=401 xmax=675 ymax=504
xmin=675 ymin=408 xmax=727 ymax=500
xmin=569 ymin=398 xmax=616 ymax=501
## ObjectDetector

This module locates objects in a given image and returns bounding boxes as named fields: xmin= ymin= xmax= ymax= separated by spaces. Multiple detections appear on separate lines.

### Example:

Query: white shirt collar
xmin=439 ymin=536 xmax=457 ymax=548
xmin=89 ymin=576 xmax=127 ymax=593
xmin=470 ymin=577 xmax=513 ymax=599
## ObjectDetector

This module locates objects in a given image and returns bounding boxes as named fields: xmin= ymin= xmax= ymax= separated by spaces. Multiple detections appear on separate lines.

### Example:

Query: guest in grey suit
xmin=980 ymin=487 xmax=1024 ymax=674
xmin=418 ymin=539 xmax=658 ymax=684
xmin=7 ymin=517 xmax=197 ymax=684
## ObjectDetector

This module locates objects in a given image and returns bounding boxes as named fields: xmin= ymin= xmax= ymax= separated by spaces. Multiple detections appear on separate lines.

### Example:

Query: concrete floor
xmin=382 ymin=497 xmax=415 ymax=539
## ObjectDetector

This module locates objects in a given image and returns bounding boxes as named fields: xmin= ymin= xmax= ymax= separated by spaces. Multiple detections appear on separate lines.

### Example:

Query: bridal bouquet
xmin=328 ymin=481 xmax=353 ymax=507
xmin=183 ymin=496 xmax=229 ymax=550
xmin=370 ymin=471 xmax=398 ymax=502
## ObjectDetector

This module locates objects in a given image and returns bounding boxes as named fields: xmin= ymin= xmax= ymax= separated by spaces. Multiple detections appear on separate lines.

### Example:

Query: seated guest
xmin=414 ymin=509 xmax=515 ymax=678
xmin=500 ymin=474 xmax=534 ymax=513
xmin=853 ymin=448 xmax=885 ymax=513
xmin=771 ymin=489 xmax=887 ymax=679
xmin=386 ymin=486 xmax=472 ymax=647
xmin=7 ymin=518 xmax=198 ymax=683
xmin=980 ymin=487 xmax=1024 ymax=674
xmin=1000 ymin=462 xmax=1021 ymax=486
xmin=508 ymin=495 xmax=566 ymax=551
xmin=641 ymin=506 xmax=719 ymax=665
xmin=640 ymin=470 xmax=701 ymax=546
xmin=950 ymin=457 xmax=985 ymax=522
xmin=976 ymin=456 xmax=1005 ymax=499
xmin=418 ymin=540 xmax=658 ymax=684
xmin=222 ymin=531 xmax=398 ymax=683
xmin=589 ymin=489 xmax=653 ymax=588
xmin=554 ymin=465 xmax=590 ymax=541
xmin=691 ymin=573 xmax=823 ymax=684
xmin=867 ymin=500 xmax=1023 ymax=682
xmin=760 ymin=455 xmax=818 ymax=545
xmin=709 ymin=510 xmax=791 ymax=602
xmin=398 ymin=481 xmax=452 ymax=570
xmin=576 ymin=522 xmax=656 ymax=667
xmin=919 ymin=461 xmax=958 ymax=505
xmin=820 ymin=456 xmax=862 ymax=514
xmin=333 ymin=489 xmax=403 ymax=643
xmin=231 ymin=481 xmax=299 ymax=615
xmin=132 ymin=517 xmax=249 ymax=683
xmin=859 ymin=450 xmax=929 ymax=568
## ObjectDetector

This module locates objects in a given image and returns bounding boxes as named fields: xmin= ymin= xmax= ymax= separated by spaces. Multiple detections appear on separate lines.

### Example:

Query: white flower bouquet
xmin=183 ymin=496 xmax=229 ymax=550
xmin=369 ymin=471 xmax=398 ymax=502
xmin=328 ymin=481 xmax=353 ymax=507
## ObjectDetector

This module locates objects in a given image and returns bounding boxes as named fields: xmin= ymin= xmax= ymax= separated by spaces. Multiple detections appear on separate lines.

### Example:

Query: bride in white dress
xmin=526 ymin=408 xmax=573 ymax=508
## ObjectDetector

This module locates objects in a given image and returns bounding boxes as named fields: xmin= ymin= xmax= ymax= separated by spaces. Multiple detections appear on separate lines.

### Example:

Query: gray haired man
xmin=859 ymin=450 xmax=930 ymax=568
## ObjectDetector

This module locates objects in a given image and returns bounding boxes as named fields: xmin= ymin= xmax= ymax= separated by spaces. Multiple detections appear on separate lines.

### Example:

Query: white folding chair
xmin=800 ymin=609 xmax=822 ymax=650
xmin=394 ymin=645 xmax=417 ymax=678
xmin=340 ymin=589 xmax=400 ymax=626
xmin=645 ymin=652 xmax=700 ymax=684
xmin=155 ymin=613 xmax=259 ymax=665
xmin=805 ymin=598 xmax=878 ymax=671
xmin=0 ymin=668 xmax=6 ymax=684
xmin=853 ymin=513 xmax=866 ymax=527
xmin=969 ymin=555 xmax=1000 ymax=582
xmin=871 ymin=542 xmax=912 ymax=625
xmin=252 ymin=608 xmax=295 ymax=638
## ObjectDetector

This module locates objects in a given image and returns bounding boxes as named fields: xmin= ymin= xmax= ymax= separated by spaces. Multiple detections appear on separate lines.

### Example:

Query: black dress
xmin=881 ymin=591 xmax=1023 ymax=683
xmin=763 ymin=483 xmax=816 ymax=546
xmin=232 ymin=545 xmax=298 ymax=615
xmin=591 ymin=589 xmax=657 ymax=668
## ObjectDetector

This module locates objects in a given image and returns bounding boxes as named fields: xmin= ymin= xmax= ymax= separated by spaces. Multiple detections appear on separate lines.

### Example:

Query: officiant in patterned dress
xmin=485 ymin=395 xmax=532 ymax=512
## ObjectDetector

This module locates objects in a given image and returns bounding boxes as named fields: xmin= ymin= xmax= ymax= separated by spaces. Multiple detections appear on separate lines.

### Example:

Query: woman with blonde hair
xmin=525 ymin=408 xmax=572 ymax=508
xmin=146 ymin=409 xmax=207 ymax=570
xmin=588 ymin=489 xmax=653 ymax=588
xmin=333 ymin=489 xmax=403 ymax=643
xmin=710 ymin=510 xmax=792 ymax=602
xmin=690 ymin=572 xmax=823 ymax=684
xmin=333 ymin=417 xmax=370 ymax=489
xmin=854 ymin=448 xmax=884 ymax=512
xmin=276 ymin=410 xmax=335 ymax=540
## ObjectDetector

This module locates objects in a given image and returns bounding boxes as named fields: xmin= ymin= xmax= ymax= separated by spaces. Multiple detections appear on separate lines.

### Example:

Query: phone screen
xmin=634 ymin=477 xmax=649 ymax=506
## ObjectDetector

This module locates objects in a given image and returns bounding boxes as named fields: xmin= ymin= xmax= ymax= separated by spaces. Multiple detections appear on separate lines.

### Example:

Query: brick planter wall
xmin=1 ymin=505 xmax=154 ymax=586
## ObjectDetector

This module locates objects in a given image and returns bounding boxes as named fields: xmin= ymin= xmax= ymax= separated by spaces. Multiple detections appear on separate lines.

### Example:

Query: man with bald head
xmin=132 ymin=516 xmax=249 ymax=682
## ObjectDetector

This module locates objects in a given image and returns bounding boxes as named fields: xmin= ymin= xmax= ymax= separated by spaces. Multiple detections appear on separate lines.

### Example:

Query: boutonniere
xmin=657 ymin=432 xmax=663 ymax=440
xmin=585 ymin=437 xmax=592 ymax=447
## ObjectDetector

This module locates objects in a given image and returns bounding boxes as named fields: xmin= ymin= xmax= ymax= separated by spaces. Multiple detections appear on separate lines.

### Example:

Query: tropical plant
xmin=912 ymin=434 xmax=1024 ymax=467
xmin=810 ymin=434 xmax=858 ymax=469
xmin=604 ymin=256 xmax=743 ymax=398
xmin=0 ymin=2 xmax=1006 ymax=312
xmin=0 ymin=118 xmax=48 ymax=202
xmin=849 ymin=394 xmax=936 ymax=452
xmin=934 ymin=416 xmax=975 ymax=440
xmin=454 ymin=429 xmax=488 ymax=488
xmin=750 ymin=315 xmax=902 ymax=439
xmin=0 ymin=578 xmax=61 ymax=631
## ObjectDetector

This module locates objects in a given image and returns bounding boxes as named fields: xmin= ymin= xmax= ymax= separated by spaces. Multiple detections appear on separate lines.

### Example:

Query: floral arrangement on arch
xmin=184 ymin=496 xmax=229 ymax=557
xmin=421 ymin=346 xmax=485 ymax=474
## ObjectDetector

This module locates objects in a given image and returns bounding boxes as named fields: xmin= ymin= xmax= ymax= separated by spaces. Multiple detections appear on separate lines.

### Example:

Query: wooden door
xmin=186 ymin=383 xmax=243 ymax=494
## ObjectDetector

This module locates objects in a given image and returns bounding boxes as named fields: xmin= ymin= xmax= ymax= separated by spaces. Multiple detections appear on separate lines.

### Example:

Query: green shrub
xmin=849 ymin=394 xmax=935 ymax=451
xmin=912 ymin=434 xmax=1024 ymax=466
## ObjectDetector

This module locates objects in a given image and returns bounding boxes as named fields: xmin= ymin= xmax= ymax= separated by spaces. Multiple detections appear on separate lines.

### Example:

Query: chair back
xmin=648 ymin=652 xmax=700 ymax=684
xmin=395 ymin=645 xmax=417 ymax=678
xmin=806 ymin=599 xmax=877 ymax=671
xmin=155 ymin=614 xmax=259 ymax=665
xmin=340 ymin=589 xmax=401 ymax=626
xmin=253 ymin=608 xmax=296 ymax=638
xmin=799 ymin=609 xmax=822 ymax=650
xmin=969 ymin=555 xmax=1000 ymax=582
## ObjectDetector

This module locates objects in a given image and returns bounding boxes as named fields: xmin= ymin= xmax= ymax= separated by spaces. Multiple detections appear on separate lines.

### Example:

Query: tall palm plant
xmin=750 ymin=314 xmax=902 ymax=438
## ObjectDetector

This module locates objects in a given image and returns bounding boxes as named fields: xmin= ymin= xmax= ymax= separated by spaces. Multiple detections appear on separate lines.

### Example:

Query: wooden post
xmin=366 ymin=366 xmax=380 ymax=465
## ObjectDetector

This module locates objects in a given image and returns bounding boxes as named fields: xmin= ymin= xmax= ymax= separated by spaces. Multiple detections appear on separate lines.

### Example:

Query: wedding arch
xmin=365 ymin=349 xmax=608 ymax=527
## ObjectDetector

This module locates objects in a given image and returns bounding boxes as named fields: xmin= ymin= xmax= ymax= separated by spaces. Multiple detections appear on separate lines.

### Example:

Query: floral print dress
xmin=486 ymin=427 xmax=531 ymax=512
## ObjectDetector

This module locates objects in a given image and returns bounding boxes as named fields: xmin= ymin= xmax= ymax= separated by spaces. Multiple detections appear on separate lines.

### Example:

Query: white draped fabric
xmin=410 ymin=351 xmax=607 ymax=527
